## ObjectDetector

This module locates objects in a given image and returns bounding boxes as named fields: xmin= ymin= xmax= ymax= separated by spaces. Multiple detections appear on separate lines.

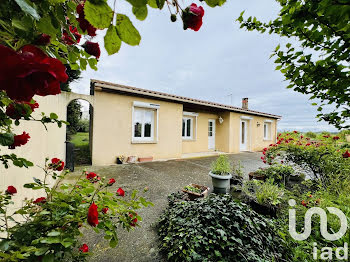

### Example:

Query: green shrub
xmin=255 ymin=164 xmax=294 ymax=185
xmin=243 ymin=180 xmax=284 ymax=206
xmin=210 ymin=155 xmax=232 ymax=175
xmin=76 ymin=120 xmax=89 ymax=132
xmin=157 ymin=193 xmax=291 ymax=262
xmin=304 ymin=131 xmax=316 ymax=139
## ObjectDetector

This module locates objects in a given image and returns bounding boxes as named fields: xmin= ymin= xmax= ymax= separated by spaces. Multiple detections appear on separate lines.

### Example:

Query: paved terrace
xmin=63 ymin=152 xmax=264 ymax=262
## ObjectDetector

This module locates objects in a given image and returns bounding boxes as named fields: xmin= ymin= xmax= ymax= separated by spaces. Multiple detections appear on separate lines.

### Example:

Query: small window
xmin=182 ymin=117 xmax=193 ymax=139
xmin=133 ymin=107 xmax=155 ymax=141
xmin=264 ymin=122 xmax=271 ymax=140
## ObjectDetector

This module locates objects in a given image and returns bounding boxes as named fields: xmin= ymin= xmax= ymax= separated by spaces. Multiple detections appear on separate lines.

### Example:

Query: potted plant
xmin=182 ymin=184 xmax=209 ymax=200
xmin=209 ymin=155 xmax=232 ymax=193
xmin=116 ymin=155 xmax=125 ymax=164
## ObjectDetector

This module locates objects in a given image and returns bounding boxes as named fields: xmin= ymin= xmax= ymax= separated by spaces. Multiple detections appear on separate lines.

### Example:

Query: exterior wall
xmin=182 ymin=111 xmax=219 ymax=154
xmin=229 ymin=112 xmax=277 ymax=153
xmin=0 ymin=92 xmax=94 ymax=208
xmin=92 ymin=91 xmax=183 ymax=165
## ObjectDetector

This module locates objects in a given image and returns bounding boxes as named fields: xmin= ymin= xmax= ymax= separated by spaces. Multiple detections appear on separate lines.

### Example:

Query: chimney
xmin=242 ymin=98 xmax=248 ymax=109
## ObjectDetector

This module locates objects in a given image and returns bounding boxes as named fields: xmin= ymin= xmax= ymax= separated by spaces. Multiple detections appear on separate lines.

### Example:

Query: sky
xmin=71 ymin=0 xmax=340 ymax=132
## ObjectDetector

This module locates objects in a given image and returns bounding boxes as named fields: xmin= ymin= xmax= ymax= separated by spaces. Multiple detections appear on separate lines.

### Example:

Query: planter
xmin=209 ymin=171 xmax=232 ymax=193
xmin=138 ymin=156 xmax=153 ymax=162
xmin=127 ymin=156 xmax=137 ymax=163
xmin=116 ymin=157 xmax=123 ymax=164
xmin=182 ymin=184 xmax=209 ymax=201
xmin=248 ymin=172 xmax=266 ymax=181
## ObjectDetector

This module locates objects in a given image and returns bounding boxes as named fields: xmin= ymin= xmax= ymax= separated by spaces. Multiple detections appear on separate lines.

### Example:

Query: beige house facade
xmin=90 ymin=80 xmax=281 ymax=165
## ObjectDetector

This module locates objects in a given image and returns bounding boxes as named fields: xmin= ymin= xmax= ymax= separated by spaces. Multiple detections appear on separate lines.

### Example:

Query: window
xmin=264 ymin=122 xmax=271 ymax=140
xmin=133 ymin=107 xmax=155 ymax=141
xmin=182 ymin=117 xmax=193 ymax=139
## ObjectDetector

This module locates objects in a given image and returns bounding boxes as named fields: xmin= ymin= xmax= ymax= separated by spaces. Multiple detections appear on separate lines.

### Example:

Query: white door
xmin=208 ymin=120 xmax=216 ymax=150
xmin=240 ymin=120 xmax=248 ymax=151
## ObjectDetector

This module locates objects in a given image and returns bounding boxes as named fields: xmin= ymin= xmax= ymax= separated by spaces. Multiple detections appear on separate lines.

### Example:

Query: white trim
xmin=240 ymin=116 xmax=253 ymax=120
xmin=208 ymin=119 xmax=216 ymax=150
xmin=183 ymin=111 xmax=199 ymax=117
xmin=263 ymin=121 xmax=272 ymax=141
xmin=264 ymin=119 xmax=273 ymax=123
xmin=182 ymin=117 xmax=194 ymax=140
xmin=133 ymin=101 xmax=160 ymax=109
xmin=131 ymin=104 xmax=159 ymax=143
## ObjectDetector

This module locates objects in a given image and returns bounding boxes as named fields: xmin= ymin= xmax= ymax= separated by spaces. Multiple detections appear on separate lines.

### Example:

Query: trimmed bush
xmin=157 ymin=193 xmax=291 ymax=262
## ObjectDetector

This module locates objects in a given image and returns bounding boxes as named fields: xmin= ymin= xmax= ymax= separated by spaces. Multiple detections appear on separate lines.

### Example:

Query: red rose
xmin=34 ymin=197 xmax=46 ymax=204
xmin=6 ymin=101 xmax=39 ymax=120
xmin=5 ymin=186 xmax=17 ymax=195
xmin=301 ymin=200 xmax=307 ymax=207
xmin=333 ymin=136 xmax=340 ymax=140
xmin=116 ymin=187 xmax=125 ymax=197
xmin=76 ymin=4 xmax=97 ymax=37
xmin=102 ymin=207 xmax=108 ymax=214
xmin=0 ymin=45 xmax=68 ymax=101
xmin=83 ymin=41 xmax=100 ymax=59
xmin=182 ymin=3 xmax=204 ymax=31
xmin=87 ymin=203 xmax=99 ymax=227
xmin=293 ymin=131 xmax=298 ymax=134
xmin=79 ymin=244 xmax=89 ymax=253
xmin=62 ymin=26 xmax=81 ymax=45
xmin=9 ymin=132 xmax=30 ymax=149
xmin=129 ymin=212 xmax=138 ymax=227
xmin=306 ymin=137 xmax=310 ymax=140
xmin=300 ymin=135 xmax=304 ymax=139
xmin=281 ymin=160 xmax=284 ymax=164
xmin=323 ymin=134 xmax=330 ymax=138
xmin=263 ymin=160 xmax=267 ymax=164
xmin=343 ymin=150 xmax=350 ymax=159
xmin=306 ymin=143 xmax=311 ymax=146
xmin=263 ymin=148 xmax=267 ymax=151
xmin=51 ymin=158 xmax=65 ymax=171
xmin=86 ymin=172 xmax=97 ymax=180
xmin=35 ymin=34 xmax=51 ymax=46
xmin=108 ymin=178 xmax=116 ymax=185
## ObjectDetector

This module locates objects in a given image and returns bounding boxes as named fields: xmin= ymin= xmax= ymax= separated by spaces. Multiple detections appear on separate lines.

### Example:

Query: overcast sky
xmin=71 ymin=0 xmax=340 ymax=132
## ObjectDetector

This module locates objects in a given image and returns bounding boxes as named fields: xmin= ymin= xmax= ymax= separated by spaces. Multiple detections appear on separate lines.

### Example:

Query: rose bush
xmin=0 ymin=159 xmax=152 ymax=261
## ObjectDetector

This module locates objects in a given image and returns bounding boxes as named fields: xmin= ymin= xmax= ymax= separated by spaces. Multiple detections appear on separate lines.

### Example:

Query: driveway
xmin=64 ymin=152 xmax=264 ymax=262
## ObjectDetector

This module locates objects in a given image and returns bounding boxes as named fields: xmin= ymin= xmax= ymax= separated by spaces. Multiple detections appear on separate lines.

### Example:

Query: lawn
xmin=69 ymin=132 xmax=91 ymax=165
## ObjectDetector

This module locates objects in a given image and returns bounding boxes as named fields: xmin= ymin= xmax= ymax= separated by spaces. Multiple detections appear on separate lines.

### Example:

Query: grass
xmin=69 ymin=132 xmax=91 ymax=165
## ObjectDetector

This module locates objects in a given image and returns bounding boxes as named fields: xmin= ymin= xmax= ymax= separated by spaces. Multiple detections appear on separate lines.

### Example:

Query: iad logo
xmin=288 ymin=199 xmax=348 ymax=260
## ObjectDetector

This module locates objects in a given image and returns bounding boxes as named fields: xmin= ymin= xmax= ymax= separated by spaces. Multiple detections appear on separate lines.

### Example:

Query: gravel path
xmin=63 ymin=152 xmax=264 ymax=262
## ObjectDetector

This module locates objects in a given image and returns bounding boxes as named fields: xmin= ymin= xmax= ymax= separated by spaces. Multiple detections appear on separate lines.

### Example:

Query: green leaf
xmin=47 ymin=231 xmax=61 ymax=237
xmin=42 ymin=253 xmax=54 ymax=262
xmin=126 ymin=0 xmax=147 ymax=7
xmin=12 ymin=16 xmax=32 ymax=31
xmin=37 ymin=16 xmax=59 ymax=38
xmin=14 ymin=0 xmax=40 ymax=20
xmin=116 ymin=14 xmax=141 ymax=46
xmin=0 ymin=133 xmax=14 ymax=146
xmin=50 ymin=113 xmax=58 ymax=119
xmin=132 ymin=5 xmax=148 ymax=21
xmin=84 ymin=0 xmax=114 ymax=29
xmin=204 ymin=0 xmax=226 ymax=7
xmin=109 ymin=238 xmax=118 ymax=248
xmin=147 ymin=0 xmax=165 ymax=9
xmin=104 ymin=25 xmax=122 ymax=55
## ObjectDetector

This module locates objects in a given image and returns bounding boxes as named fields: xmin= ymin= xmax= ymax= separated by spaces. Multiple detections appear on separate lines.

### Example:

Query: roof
xmin=91 ymin=79 xmax=281 ymax=119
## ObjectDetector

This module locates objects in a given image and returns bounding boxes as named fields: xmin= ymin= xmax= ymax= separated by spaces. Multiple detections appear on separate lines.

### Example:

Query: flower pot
xmin=209 ymin=171 xmax=232 ymax=193
xmin=248 ymin=172 xmax=266 ymax=181
xmin=116 ymin=157 xmax=123 ymax=164
xmin=127 ymin=156 xmax=137 ymax=163
xmin=138 ymin=156 xmax=153 ymax=162
xmin=182 ymin=183 xmax=210 ymax=201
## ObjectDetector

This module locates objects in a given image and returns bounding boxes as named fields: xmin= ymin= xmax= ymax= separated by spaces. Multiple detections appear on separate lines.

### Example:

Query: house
xmin=90 ymin=79 xmax=281 ymax=165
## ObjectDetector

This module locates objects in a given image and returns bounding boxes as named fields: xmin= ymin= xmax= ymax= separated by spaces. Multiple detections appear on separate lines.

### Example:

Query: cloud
xmin=70 ymin=0 xmax=340 ymax=132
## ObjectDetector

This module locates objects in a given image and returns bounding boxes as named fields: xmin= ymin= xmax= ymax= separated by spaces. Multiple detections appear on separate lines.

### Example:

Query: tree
xmin=67 ymin=100 xmax=82 ymax=135
xmin=237 ymin=0 xmax=350 ymax=129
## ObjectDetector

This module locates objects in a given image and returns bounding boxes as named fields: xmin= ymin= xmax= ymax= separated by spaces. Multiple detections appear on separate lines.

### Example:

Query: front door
xmin=208 ymin=119 xmax=216 ymax=150
xmin=240 ymin=120 xmax=248 ymax=151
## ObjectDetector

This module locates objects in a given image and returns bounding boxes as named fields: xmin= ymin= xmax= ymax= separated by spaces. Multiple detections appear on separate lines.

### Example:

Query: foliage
xmin=157 ymin=193 xmax=291 ymax=262
xmin=67 ymin=100 xmax=82 ymax=135
xmin=304 ymin=131 xmax=316 ymax=139
xmin=60 ymin=65 xmax=81 ymax=92
xmin=232 ymin=160 xmax=244 ymax=178
xmin=242 ymin=180 xmax=284 ymax=207
xmin=0 ymin=159 xmax=152 ymax=261
xmin=77 ymin=120 xmax=89 ymax=133
xmin=255 ymin=164 xmax=295 ymax=185
xmin=183 ymin=185 xmax=201 ymax=194
xmin=262 ymin=132 xmax=350 ymax=193
xmin=210 ymin=155 xmax=232 ymax=175
xmin=237 ymin=1 xmax=350 ymax=129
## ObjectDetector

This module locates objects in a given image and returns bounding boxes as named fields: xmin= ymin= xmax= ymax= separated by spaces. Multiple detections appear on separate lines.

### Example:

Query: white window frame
xmin=182 ymin=117 xmax=193 ymax=140
xmin=132 ymin=101 xmax=159 ymax=143
xmin=263 ymin=120 xmax=272 ymax=140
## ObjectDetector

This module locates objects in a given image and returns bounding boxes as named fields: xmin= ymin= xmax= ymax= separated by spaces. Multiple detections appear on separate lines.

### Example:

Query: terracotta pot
xmin=248 ymin=172 xmax=266 ymax=181
xmin=138 ymin=156 xmax=153 ymax=162
xmin=127 ymin=156 xmax=137 ymax=163
xmin=182 ymin=184 xmax=209 ymax=201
